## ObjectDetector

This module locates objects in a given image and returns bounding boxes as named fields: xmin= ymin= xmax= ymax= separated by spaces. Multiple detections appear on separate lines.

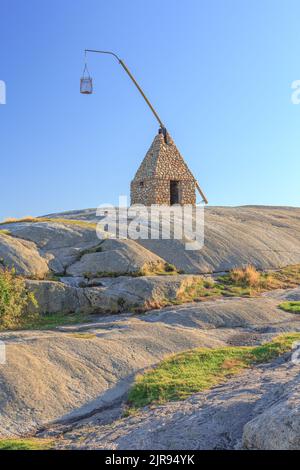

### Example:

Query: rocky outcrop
xmin=1 ymin=208 xmax=300 ymax=448
xmin=1 ymin=221 xmax=100 ymax=274
xmin=1 ymin=294 xmax=300 ymax=439
xmin=26 ymin=274 xmax=300 ymax=319
xmin=138 ymin=206 xmax=300 ymax=273
xmin=0 ymin=233 xmax=49 ymax=278
xmin=1 ymin=206 xmax=300 ymax=277
xmin=43 ymin=206 xmax=300 ymax=274
xmin=242 ymin=377 xmax=300 ymax=449
xmin=0 ymin=303 xmax=229 ymax=437
xmin=26 ymin=275 xmax=205 ymax=314
xmin=66 ymin=239 xmax=166 ymax=277
xmin=25 ymin=280 xmax=90 ymax=315
xmin=53 ymin=356 xmax=300 ymax=450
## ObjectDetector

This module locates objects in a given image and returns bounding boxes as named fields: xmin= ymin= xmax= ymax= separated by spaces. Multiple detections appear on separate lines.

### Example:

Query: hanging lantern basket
xmin=80 ymin=63 xmax=93 ymax=94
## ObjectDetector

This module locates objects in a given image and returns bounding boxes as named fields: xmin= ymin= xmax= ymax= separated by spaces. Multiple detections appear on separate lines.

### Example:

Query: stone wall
xmin=131 ymin=132 xmax=197 ymax=206
xmin=131 ymin=178 xmax=196 ymax=205
xmin=131 ymin=178 xmax=158 ymax=206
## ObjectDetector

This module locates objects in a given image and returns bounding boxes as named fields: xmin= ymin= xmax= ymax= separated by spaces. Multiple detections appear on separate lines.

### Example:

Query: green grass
xmin=0 ymin=311 xmax=91 ymax=332
xmin=0 ymin=229 xmax=11 ymax=236
xmin=0 ymin=438 xmax=53 ymax=450
xmin=127 ymin=333 xmax=300 ymax=409
xmin=279 ymin=301 xmax=300 ymax=313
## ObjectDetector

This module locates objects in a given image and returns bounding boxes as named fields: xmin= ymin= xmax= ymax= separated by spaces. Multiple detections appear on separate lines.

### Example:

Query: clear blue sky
xmin=0 ymin=0 xmax=299 ymax=219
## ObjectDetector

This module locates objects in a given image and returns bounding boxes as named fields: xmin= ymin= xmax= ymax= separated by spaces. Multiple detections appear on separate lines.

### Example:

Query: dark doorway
xmin=170 ymin=180 xmax=180 ymax=205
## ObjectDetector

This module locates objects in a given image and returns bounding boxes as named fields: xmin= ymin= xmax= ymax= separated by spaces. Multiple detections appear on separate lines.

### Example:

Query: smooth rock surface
xmin=242 ymin=376 xmax=300 ymax=450
xmin=25 ymin=280 xmax=90 ymax=314
xmin=57 ymin=357 xmax=300 ymax=450
xmin=26 ymin=275 xmax=211 ymax=314
xmin=0 ymin=293 xmax=299 ymax=438
xmin=0 ymin=233 xmax=49 ymax=278
xmin=66 ymin=239 xmax=166 ymax=277
xmin=2 ymin=221 xmax=100 ymax=273
xmin=44 ymin=206 xmax=300 ymax=274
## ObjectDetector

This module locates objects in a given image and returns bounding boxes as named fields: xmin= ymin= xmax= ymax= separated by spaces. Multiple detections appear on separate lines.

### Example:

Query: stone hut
xmin=130 ymin=130 xmax=207 ymax=206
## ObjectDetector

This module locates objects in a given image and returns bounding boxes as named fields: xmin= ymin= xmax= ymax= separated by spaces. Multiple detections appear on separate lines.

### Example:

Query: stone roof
xmin=132 ymin=131 xmax=196 ymax=182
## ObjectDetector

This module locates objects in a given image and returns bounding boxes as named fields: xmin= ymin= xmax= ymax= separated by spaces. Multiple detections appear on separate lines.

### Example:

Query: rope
xmin=82 ymin=51 xmax=91 ymax=78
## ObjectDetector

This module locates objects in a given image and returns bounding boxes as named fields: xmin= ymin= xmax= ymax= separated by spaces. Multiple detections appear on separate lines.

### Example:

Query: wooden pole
xmin=85 ymin=49 xmax=166 ymax=132
xmin=195 ymin=181 xmax=208 ymax=204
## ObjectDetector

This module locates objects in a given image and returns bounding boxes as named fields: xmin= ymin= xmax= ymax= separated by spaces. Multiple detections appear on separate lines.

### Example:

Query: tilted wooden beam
xmin=195 ymin=181 xmax=208 ymax=204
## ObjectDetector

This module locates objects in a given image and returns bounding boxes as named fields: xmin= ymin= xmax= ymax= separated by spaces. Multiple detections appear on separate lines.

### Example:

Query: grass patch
xmin=176 ymin=265 xmax=300 ymax=304
xmin=173 ymin=275 xmax=253 ymax=304
xmin=138 ymin=262 xmax=179 ymax=277
xmin=0 ymin=438 xmax=53 ymax=450
xmin=127 ymin=333 xmax=300 ymax=409
xmin=279 ymin=301 xmax=300 ymax=313
xmin=0 ymin=311 xmax=91 ymax=332
xmin=70 ymin=332 xmax=96 ymax=339
xmin=272 ymin=264 xmax=300 ymax=288
xmin=218 ymin=265 xmax=280 ymax=295
xmin=0 ymin=229 xmax=11 ymax=236
xmin=176 ymin=276 xmax=222 ymax=303
xmin=130 ymin=265 xmax=300 ymax=312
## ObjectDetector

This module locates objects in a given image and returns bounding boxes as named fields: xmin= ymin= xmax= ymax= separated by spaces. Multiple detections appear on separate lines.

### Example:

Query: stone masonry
xmin=130 ymin=130 xmax=197 ymax=205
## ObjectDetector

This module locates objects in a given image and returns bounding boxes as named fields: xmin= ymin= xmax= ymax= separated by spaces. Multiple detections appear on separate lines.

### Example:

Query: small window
xmin=139 ymin=181 xmax=144 ymax=188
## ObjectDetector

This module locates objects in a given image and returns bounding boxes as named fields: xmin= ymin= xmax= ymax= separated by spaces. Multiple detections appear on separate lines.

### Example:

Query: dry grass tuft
xmin=2 ymin=216 xmax=36 ymax=224
xmin=229 ymin=265 xmax=261 ymax=287
xmin=227 ymin=265 xmax=280 ymax=291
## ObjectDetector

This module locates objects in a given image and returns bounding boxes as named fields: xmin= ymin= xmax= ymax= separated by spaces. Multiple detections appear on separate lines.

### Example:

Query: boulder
xmin=2 ymin=221 xmax=101 ymax=274
xmin=83 ymin=275 xmax=196 ymax=312
xmin=96 ymin=274 xmax=197 ymax=306
xmin=25 ymin=275 xmax=204 ymax=315
xmin=66 ymin=239 xmax=166 ymax=277
xmin=242 ymin=375 xmax=300 ymax=450
xmin=0 ymin=233 xmax=49 ymax=278
xmin=25 ymin=280 xmax=90 ymax=315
